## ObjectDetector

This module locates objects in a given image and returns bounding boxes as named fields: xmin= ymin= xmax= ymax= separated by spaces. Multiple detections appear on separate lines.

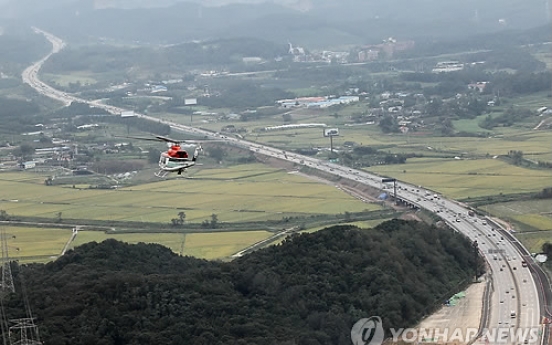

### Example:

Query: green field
xmin=452 ymin=114 xmax=490 ymax=133
xmin=0 ymin=226 xmax=272 ymax=262
xmin=482 ymin=199 xmax=552 ymax=253
xmin=42 ymin=72 xmax=98 ymax=87
xmin=0 ymin=163 xmax=385 ymax=262
xmin=367 ymin=158 xmax=552 ymax=199
xmin=4 ymin=93 xmax=551 ymax=262
xmin=0 ymin=164 xmax=378 ymax=223
xmin=1 ymin=226 xmax=71 ymax=262
xmin=508 ymin=92 xmax=551 ymax=109
xmin=69 ymin=230 xmax=272 ymax=260
xmin=513 ymin=232 xmax=552 ymax=253
xmin=485 ymin=199 xmax=552 ymax=231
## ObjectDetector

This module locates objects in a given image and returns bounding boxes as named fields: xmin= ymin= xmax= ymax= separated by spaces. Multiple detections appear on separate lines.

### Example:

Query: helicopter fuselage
xmin=159 ymin=152 xmax=195 ymax=172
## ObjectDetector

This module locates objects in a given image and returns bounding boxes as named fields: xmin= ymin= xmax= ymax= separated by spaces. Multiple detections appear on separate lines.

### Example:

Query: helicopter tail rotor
xmin=192 ymin=144 xmax=203 ymax=162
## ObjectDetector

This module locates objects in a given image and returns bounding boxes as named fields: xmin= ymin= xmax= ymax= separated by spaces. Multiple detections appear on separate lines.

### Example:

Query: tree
xmin=207 ymin=147 xmax=226 ymax=162
xmin=379 ymin=116 xmax=399 ymax=133
xmin=171 ymin=211 xmax=186 ymax=227
xmin=13 ymin=221 xmax=483 ymax=344
xmin=178 ymin=212 xmax=186 ymax=224
xmin=439 ymin=117 xmax=454 ymax=136
xmin=19 ymin=143 xmax=34 ymax=160
xmin=147 ymin=148 xmax=161 ymax=164
xmin=508 ymin=150 xmax=524 ymax=165
xmin=0 ymin=210 xmax=9 ymax=221
xmin=344 ymin=212 xmax=351 ymax=221
xmin=543 ymin=242 xmax=552 ymax=256
xmin=210 ymin=214 xmax=218 ymax=228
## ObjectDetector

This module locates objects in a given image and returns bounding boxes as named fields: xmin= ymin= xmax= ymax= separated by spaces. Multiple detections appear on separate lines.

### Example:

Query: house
xmin=21 ymin=161 xmax=36 ymax=169
xmin=121 ymin=111 xmax=136 ymax=117
xmin=432 ymin=61 xmax=464 ymax=73
xmin=242 ymin=57 xmax=263 ymax=64
xmin=468 ymin=82 xmax=488 ymax=93
xmin=151 ymin=85 xmax=168 ymax=93
xmin=388 ymin=106 xmax=403 ymax=113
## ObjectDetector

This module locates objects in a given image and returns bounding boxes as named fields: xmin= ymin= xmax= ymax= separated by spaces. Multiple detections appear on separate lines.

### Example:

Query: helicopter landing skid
xmin=154 ymin=170 xmax=170 ymax=178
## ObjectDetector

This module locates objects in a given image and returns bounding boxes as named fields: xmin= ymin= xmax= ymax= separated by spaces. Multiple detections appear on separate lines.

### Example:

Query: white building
xmin=432 ymin=61 xmax=464 ymax=73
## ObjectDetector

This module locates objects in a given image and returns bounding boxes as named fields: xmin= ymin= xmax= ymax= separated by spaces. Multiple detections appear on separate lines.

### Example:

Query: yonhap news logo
xmin=351 ymin=316 xmax=385 ymax=345
xmin=350 ymin=316 xmax=540 ymax=345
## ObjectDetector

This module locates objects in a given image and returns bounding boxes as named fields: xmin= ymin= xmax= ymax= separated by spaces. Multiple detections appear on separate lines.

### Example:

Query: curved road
xmin=23 ymin=28 xmax=548 ymax=345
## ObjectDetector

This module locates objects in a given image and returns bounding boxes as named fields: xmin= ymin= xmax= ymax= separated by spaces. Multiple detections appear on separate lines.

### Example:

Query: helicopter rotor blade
xmin=115 ymin=134 xmax=186 ymax=144
xmin=115 ymin=134 xmax=224 ymax=145
xmin=154 ymin=135 xmax=183 ymax=143
xmin=114 ymin=135 xmax=163 ymax=142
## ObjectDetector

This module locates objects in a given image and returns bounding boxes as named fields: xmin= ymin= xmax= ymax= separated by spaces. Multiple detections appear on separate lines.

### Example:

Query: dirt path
xmin=416 ymin=278 xmax=487 ymax=344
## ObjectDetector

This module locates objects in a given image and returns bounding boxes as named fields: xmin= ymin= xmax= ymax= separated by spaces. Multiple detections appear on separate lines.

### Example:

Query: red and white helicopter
xmin=122 ymin=135 xmax=204 ymax=177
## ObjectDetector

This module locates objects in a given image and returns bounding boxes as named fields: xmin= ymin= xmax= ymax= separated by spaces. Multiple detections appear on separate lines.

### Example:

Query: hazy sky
xmin=92 ymin=0 xmax=315 ymax=10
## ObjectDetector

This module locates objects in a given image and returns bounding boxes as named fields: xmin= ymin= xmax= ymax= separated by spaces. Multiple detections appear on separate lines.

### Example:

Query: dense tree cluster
xmin=165 ymin=38 xmax=288 ymax=66
xmin=0 ymin=29 xmax=51 ymax=74
xmin=48 ymin=102 xmax=110 ymax=119
xmin=99 ymin=115 xmax=171 ymax=137
xmin=338 ymin=146 xmax=416 ymax=167
xmin=397 ymin=25 xmax=551 ymax=61
xmin=199 ymin=82 xmax=294 ymax=110
xmin=486 ymin=71 xmax=552 ymax=97
xmin=42 ymin=38 xmax=288 ymax=77
xmin=0 ymin=96 xmax=42 ymax=134
xmin=479 ymin=106 xmax=534 ymax=129
xmin=402 ymin=69 xmax=551 ymax=100
xmin=4 ymin=220 xmax=483 ymax=345
xmin=536 ymin=187 xmax=552 ymax=200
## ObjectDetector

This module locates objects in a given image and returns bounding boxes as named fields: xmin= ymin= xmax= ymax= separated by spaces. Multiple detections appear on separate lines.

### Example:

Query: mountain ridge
xmin=1 ymin=0 xmax=549 ymax=47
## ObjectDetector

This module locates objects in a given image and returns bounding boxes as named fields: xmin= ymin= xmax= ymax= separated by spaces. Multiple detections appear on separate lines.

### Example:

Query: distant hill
xmin=1 ymin=0 xmax=550 ymax=47
xmin=5 ymin=220 xmax=484 ymax=345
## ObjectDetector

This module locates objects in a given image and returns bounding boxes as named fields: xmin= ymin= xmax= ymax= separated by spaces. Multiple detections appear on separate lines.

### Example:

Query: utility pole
xmin=473 ymin=240 xmax=479 ymax=282
xmin=9 ymin=317 xmax=42 ymax=345
xmin=8 ymin=264 xmax=42 ymax=345
xmin=0 ymin=227 xmax=15 ymax=294
xmin=1 ymin=229 xmax=43 ymax=345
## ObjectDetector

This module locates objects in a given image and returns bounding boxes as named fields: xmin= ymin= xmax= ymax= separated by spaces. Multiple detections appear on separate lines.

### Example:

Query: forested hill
xmin=7 ymin=220 xmax=484 ymax=345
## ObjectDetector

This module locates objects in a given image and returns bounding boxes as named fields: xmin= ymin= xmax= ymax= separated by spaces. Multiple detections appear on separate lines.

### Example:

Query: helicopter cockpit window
xmin=176 ymin=151 xmax=188 ymax=158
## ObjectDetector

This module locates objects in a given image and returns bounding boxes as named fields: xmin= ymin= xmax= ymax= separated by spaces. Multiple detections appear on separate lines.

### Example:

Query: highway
xmin=23 ymin=28 xmax=547 ymax=345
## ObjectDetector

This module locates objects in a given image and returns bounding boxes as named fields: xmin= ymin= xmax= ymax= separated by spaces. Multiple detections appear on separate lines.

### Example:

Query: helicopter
xmin=120 ymin=135 xmax=205 ymax=177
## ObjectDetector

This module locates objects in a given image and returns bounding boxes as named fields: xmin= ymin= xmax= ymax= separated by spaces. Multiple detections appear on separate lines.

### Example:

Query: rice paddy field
xmin=1 ymin=226 xmax=71 ymax=263
xmin=0 ymin=164 xmax=377 ymax=224
xmin=513 ymin=232 xmax=552 ymax=254
xmin=68 ymin=230 xmax=272 ymax=260
xmin=367 ymin=158 xmax=552 ymax=199
xmin=0 ymin=226 xmax=273 ymax=262
xmin=0 ymin=164 xmax=380 ymax=261
xmin=3 ymin=93 xmax=551 ymax=261
xmin=483 ymin=199 xmax=552 ymax=253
